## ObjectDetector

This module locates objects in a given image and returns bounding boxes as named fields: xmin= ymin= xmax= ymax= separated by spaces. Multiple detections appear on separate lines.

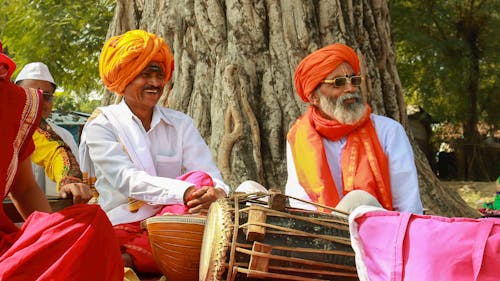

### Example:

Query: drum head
xmin=199 ymin=199 xmax=233 ymax=281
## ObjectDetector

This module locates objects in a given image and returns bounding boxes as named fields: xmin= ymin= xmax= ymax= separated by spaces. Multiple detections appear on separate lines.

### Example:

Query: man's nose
xmin=344 ymin=82 xmax=357 ymax=93
xmin=148 ymin=75 xmax=164 ymax=87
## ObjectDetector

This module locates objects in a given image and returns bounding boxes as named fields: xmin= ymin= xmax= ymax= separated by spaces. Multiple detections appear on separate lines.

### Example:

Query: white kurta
xmin=285 ymin=114 xmax=423 ymax=214
xmin=79 ymin=100 xmax=229 ymax=225
xmin=32 ymin=120 xmax=79 ymax=196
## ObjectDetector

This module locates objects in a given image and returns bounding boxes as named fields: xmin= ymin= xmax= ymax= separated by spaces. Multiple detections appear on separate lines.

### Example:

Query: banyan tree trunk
xmin=102 ymin=0 xmax=479 ymax=218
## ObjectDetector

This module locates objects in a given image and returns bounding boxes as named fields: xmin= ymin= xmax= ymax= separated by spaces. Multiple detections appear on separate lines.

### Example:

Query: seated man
xmin=0 ymin=42 xmax=123 ymax=280
xmin=79 ymin=29 xmax=229 ymax=274
xmin=15 ymin=62 xmax=91 ymax=204
xmin=285 ymin=43 xmax=423 ymax=214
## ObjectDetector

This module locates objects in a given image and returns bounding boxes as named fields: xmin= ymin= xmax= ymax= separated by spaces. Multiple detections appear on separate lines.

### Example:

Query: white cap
xmin=15 ymin=62 xmax=56 ymax=87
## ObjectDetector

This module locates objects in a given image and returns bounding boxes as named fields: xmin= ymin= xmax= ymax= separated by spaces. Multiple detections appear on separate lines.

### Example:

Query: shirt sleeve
xmin=382 ymin=122 xmax=424 ymax=214
xmin=84 ymin=117 xmax=200 ymax=205
xmin=179 ymin=117 xmax=230 ymax=195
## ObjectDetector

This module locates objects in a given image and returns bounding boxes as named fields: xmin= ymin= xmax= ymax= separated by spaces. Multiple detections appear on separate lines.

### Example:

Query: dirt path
xmin=442 ymin=181 xmax=497 ymax=210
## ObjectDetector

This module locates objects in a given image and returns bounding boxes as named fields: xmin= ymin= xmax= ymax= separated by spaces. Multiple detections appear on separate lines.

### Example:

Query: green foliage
xmin=391 ymin=0 xmax=499 ymax=133
xmin=0 ymin=0 xmax=114 ymax=113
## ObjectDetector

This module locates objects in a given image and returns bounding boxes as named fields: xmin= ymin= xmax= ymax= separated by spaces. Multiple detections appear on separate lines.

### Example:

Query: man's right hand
xmin=59 ymin=183 xmax=93 ymax=204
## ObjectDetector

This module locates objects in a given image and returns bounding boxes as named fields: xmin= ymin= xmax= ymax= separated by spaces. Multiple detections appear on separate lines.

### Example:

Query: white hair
xmin=317 ymin=92 xmax=367 ymax=124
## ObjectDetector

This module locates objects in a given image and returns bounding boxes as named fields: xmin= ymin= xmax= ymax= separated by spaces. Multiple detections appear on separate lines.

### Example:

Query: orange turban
xmin=99 ymin=29 xmax=174 ymax=95
xmin=294 ymin=43 xmax=360 ymax=102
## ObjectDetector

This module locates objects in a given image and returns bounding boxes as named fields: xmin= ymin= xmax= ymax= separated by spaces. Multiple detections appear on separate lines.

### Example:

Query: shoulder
xmin=156 ymin=106 xmax=194 ymax=125
xmin=371 ymin=114 xmax=405 ymax=132
xmin=370 ymin=114 xmax=411 ymax=149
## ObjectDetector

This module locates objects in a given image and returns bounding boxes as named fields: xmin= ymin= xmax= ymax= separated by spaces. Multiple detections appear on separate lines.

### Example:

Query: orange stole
xmin=287 ymin=107 xmax=393 ymax=210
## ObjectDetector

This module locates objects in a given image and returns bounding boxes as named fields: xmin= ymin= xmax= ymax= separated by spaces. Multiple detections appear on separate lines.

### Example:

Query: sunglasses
xmin=321 ymin=75 xmax=363 ymax=87
xmin=42 ymin=92 xmax=54 ymax=102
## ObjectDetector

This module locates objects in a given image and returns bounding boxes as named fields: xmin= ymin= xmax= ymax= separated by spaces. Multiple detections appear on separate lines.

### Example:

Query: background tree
xmin=391 ymin=0 xmax=500 ymax=180
xmin=102 ymin=0 xmax=478 ymax=217
xmin=0 ymin=0 xmax=114 ymax=112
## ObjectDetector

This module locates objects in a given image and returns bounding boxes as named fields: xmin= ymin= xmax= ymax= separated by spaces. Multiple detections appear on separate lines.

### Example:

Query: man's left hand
xmin=185 ymin=186 xmax=226 ymax=214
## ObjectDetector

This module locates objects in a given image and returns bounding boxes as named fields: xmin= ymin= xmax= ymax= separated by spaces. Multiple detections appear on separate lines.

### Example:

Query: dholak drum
xmin=146 ymin=215 xmax=206 ymax=281
xmin=199 ymin=193 xmax=358 ymax=281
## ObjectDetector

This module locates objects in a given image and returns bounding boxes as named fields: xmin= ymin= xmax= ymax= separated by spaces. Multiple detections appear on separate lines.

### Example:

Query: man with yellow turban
xmin=285 ymin=43 xmax=423 ymax=214
xmin=79 ymin=30 xmax=228 ymax=273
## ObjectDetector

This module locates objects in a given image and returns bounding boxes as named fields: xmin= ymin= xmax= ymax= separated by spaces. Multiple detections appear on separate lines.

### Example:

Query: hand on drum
xmin=184 ymin=186 xmax=226 ymax=214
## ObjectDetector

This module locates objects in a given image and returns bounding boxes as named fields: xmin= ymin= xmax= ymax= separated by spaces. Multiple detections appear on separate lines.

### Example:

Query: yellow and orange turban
xmin=294 ymin=43 xmax=360 ymax=102
xmin=99 ymin=29 xmax=174 ymax=95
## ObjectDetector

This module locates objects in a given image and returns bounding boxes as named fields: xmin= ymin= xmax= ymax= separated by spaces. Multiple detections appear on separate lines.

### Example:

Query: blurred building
xmin=48 ymin=111 xmax=90 ymax=144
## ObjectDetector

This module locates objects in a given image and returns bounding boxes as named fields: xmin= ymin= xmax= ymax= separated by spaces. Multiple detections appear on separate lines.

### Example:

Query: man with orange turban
xmin=0 ymin=42 xmax=123 ymax=280
xmin=79 ymin=29 xmax=228 ymax=274
xmin=285 ymin=43 xmax=423 ymax=214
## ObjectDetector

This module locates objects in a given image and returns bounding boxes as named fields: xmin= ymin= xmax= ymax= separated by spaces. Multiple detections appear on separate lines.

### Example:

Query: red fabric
xmin=1 ymin=80 xmax=41 ymax=234
xmin=287 ymin=106 xmax=393 ymax=210
xmin=1 ymin=77 xmax=124 ymax=280
xmin=115 ymin=170 xmax=214 ymax=273
xmin=0 ymin=205 xmax=124 ymax=281
xmin=0 ymin=43 xmax=16 ymax=80
xmin=294 ymin=43 xmax=360 ymax=102
xmin=114 ymin=221 xmax=158 ymax=273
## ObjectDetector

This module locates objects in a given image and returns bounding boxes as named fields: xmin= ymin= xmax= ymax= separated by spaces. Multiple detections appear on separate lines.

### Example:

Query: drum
xmin=146 ymin=215 xmax=206 ymax=281
xmin=199 ymin=193 xmax=358 ymax=281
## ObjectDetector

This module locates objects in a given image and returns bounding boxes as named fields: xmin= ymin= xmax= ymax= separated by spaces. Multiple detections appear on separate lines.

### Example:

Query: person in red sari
xmin=0 ymin=43 xmax=123 ymax=280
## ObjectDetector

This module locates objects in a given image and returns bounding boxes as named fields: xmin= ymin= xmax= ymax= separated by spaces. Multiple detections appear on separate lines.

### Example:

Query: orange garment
xmin=294 ymin=43 xmax=360 ymax=102
xmin=287 ymin=106 xmax=393 ymax=210
xmin=99 ymin=29 xmax=174 ymax=95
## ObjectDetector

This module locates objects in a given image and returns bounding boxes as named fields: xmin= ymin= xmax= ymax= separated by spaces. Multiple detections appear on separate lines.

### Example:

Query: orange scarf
xmin=287 ymin=106 xmax=393 ymax=210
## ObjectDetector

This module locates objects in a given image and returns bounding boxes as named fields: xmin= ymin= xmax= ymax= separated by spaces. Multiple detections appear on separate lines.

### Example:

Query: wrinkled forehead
xmin=141 ymin=62 xmax=164 ymax=74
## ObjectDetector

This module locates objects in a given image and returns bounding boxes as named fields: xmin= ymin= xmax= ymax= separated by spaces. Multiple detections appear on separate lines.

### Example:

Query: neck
xmin=125 ymin=100 xmax=154 ymax=131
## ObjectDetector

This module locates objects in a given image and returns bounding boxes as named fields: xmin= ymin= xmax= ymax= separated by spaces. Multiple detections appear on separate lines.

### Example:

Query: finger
xmin=73 ymin=194 xmax=83 ymax=205
xmin=190 ymin=186 xmax=209 ymax=199
xmin=189 ymin=203 xmax=209 ymax=214
xmin=186 ymin=195 xmax=204 ymax=207
xmin=59 ymin=190 xmax=68 ymax=199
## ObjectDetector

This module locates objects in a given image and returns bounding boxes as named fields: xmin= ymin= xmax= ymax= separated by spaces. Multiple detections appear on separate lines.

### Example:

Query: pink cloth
xmin=350 ymin=207 xmax=500 ymax=281
xmin=157 ymin=170 xmax=214 ymax=215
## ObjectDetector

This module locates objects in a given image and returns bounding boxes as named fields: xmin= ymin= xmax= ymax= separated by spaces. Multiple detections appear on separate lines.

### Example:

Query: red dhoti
xmin=0 ymin=204 xmax=124 ymax=280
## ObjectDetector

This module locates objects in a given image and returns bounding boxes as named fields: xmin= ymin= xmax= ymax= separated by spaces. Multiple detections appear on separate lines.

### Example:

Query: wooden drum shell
xmin=199 ymin=194 xmax=358 ymax=281
xmin=146 ymin=215 xmax=206 ymax=281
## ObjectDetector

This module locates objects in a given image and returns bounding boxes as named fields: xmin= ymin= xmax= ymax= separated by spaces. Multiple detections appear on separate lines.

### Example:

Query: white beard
xmin=318 ymin=92 xmax=367 ymax=124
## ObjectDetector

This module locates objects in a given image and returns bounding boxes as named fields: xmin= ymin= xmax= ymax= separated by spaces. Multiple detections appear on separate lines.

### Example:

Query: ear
xmin=309 ymin=91 xmax=320 ymax=106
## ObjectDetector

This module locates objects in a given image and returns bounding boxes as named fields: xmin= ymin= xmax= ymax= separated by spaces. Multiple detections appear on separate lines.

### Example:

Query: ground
xmin=442 ymin=180 xmax=497 ymax=210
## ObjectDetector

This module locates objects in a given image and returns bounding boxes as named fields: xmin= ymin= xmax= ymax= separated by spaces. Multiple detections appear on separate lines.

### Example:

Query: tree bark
xmin=103 ymin=0 xmax=479 ymax=218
